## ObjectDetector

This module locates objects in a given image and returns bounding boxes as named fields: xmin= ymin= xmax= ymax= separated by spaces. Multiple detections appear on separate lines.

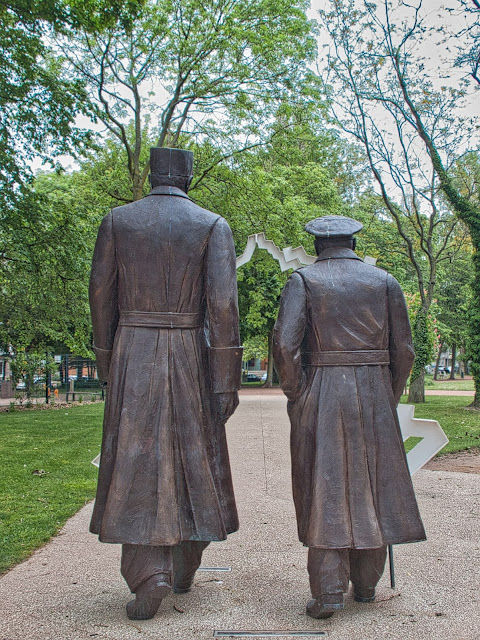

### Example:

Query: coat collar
xmin=147 ymin=185 xmax=191 ymax=199
xmin=315 ymin=247 xmax=364 ymax=262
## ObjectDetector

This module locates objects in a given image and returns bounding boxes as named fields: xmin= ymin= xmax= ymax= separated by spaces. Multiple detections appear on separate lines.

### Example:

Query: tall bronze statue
xmin=273 ymin=215 xmax=426 ymax=619
xmin=89 ymin=147 xmax=243 ymax=620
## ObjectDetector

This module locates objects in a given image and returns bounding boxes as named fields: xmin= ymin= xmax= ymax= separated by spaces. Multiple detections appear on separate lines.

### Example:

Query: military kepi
xmin=305 ymin=215 xmax=363 ymax=238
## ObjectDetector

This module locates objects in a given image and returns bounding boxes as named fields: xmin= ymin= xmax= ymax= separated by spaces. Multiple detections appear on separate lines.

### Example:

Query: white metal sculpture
xmin=236 ymin=233 xmax=316 ymax=271
xmin=398 ymin=404 xmax=449 ymax=475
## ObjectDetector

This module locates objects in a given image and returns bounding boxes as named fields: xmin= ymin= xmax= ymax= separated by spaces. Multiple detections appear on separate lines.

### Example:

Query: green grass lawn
xmin=1 ymin=395 xmax=479 ymax=576
xmin=424 ymin=375 xmax=474 ymax=391
xmin=0 ymin=403 xmax=104 ymax=575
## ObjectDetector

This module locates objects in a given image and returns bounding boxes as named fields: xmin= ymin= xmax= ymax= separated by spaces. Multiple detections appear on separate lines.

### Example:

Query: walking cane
xmin=388 ymin=544 xmax=395 ymax=589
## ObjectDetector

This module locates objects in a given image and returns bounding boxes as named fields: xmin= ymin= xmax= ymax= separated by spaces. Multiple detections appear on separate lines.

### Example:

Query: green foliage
xmin=1 ymin=1 xmax=144 ymax=33
xmin=237 ymin=254 xmax=288 ymax=343
xmin=410 ymin=309 xmax=434 ymax=384
xmin=353 ymin=192 xmax=418 ymax=288
xmin=190 ymin=117 xmax=348 ymax=346
xmin=78 ymin=126 xmax=156 ymax=205
xmin=242 ymin=335 xmax=269 ymax=362
xmin=0 ymin=13 xmax=92 ymax=208
xmin=0 ymin=171 xmax=103 ymax=355
xmin=435 ymin=239 xmax=473 ymax=350
xmin=0 ymin=402 xmax=103 ymax=574
xmin=9 ymin=351 xmax=54 ymax=399
xmin=0 ymin=0 xmax=142 ymax=208
xmin=468 ymin=252 xmax=480 ymax=393
xmin=404 ymin=292 xmax=439 ymax=389
xmin=57 ymin=0 xmax=321 ymax=200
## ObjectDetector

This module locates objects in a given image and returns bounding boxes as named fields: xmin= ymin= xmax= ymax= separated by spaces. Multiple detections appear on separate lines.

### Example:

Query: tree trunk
xmin=466 ymin=252 xmax=480 ymax=407
xmin=407 ymin=308 xmax=429 ymax=403
xmin=25 ymin=372 xmax=33 ymax=399
xmin=408 ymin=369 xmax=425 ymax=403
xmin=449 ymin=343 xmax=456 ymax=379
xmin=459 ymin=346 xmax=465 ymax=378
xmin=469 ymin=370 xmax=480 ymax=408
xmin=132 ymin=174 xmax=144 ymax=202
xmin=434 ymin=341 xmax=443 ymax=381
xmin=264 ymin=328 xmax=275 ymax=388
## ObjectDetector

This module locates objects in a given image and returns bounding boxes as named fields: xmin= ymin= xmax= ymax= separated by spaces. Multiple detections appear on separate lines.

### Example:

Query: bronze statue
xmin=89 ymin=147 xmax=243 ymax=620
xmin=273 ymin=215 xmax=426 ymax=619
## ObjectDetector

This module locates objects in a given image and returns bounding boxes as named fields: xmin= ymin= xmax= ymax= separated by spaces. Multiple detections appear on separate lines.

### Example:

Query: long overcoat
xmin=273 ymin=247 xmax=426 ymax=549
xmin=89 ymin=186 xmax=242 ymax=546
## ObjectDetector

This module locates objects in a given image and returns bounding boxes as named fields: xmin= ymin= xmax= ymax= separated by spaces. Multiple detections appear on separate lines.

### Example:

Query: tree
xmin=28 ymin=114 xmax=360 ymax=386
xmin=190 ymin=116 xmax=348 ymax=385
xmin=0 ymin=1 xmax=146 ymax=368
xmin=0 ymin=171 xmax=103 ymax=358
xmin=319 ymin=0 xmax=475 ymax=402
xmin=363 ymin=5 xmax=480 ymax=405
xmin=56 ymin=0 xmax=319 ymax=201
xmin=435 ymin=243 xmax=473 ymax=379
xmin=0 ymin=0 xmax=144 ymax=209
xmin=453 ymin=0 xmax=480 ymax=87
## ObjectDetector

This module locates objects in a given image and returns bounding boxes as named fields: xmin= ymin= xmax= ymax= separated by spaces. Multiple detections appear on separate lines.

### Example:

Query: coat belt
xmin=303 ymin=350 xmax=390 ymax=366
xmin=119 ymin=311 xmax=203 ymax=328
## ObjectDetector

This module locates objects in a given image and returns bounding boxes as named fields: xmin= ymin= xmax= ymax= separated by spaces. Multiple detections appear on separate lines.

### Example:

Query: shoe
xmin=126 ymin=577 xmax=171 ymax=620
xmin=353 ymin=586 xmax=376 ymax=603
xmin=306 ymin=593 xmax=344 ymax=619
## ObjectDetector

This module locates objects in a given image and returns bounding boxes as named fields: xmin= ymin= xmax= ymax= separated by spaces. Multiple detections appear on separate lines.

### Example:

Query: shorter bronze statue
xmin=89 ymin=147 xmax=242 ymax=620
xmin=273 ymin=215 xmax=426 ymax=619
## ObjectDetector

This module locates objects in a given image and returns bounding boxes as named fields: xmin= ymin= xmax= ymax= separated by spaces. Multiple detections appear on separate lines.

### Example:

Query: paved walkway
xmin=1 ymin=394 xmax=479 ymax=639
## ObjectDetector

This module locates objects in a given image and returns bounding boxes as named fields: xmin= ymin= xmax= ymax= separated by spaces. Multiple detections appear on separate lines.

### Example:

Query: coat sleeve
xmin=89 ymin=211 xmax=119 ymax=381
xmin=273 ymin=272 xmax=308 ymax=402
xmin=387 ymin=274 xmax=415 ymax=404
xmin=205 ymin=217 xmax=243 ymax=393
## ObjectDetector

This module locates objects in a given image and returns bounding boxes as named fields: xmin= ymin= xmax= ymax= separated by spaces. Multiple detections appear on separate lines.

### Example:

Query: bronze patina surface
xmin=89 ymin=147 xmax=242 ymax=619
xmin=273 ymin=215 xmax=426 ymax=619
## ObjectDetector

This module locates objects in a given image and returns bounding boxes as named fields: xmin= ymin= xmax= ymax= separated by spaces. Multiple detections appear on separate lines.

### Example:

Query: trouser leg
xmin=121 ymin=544 xmax=173 ymax=594
xmin=307 ymin=548 xmax=350 ymax=597
xmin=349 ymin=546 xmax=387 ymax=599
xmin=173 ymin=541 xmax=210 ymax=593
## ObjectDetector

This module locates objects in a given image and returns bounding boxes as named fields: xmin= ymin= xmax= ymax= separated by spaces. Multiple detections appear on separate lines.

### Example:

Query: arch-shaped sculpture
xmin=236 ymin=233 xmax=316 ymax=271
xmin=236 ymin=233 xmax=378 ymax=270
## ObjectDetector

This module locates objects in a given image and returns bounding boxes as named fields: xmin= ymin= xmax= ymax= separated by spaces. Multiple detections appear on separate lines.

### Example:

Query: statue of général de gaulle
xmin=89 ymin=147 xmax=243 ymax=620
xmin=273 ymin=215 xmax=426 ymax=619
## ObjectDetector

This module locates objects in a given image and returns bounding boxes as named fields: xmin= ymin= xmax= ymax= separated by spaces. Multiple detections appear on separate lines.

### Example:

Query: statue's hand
xmin=213 ymin=391 xmax=239 ymax=423
xmin=97 ymin=366 xmax=110 ymax=384
xmin=93 ymin=348 xmax=112 ymax=384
